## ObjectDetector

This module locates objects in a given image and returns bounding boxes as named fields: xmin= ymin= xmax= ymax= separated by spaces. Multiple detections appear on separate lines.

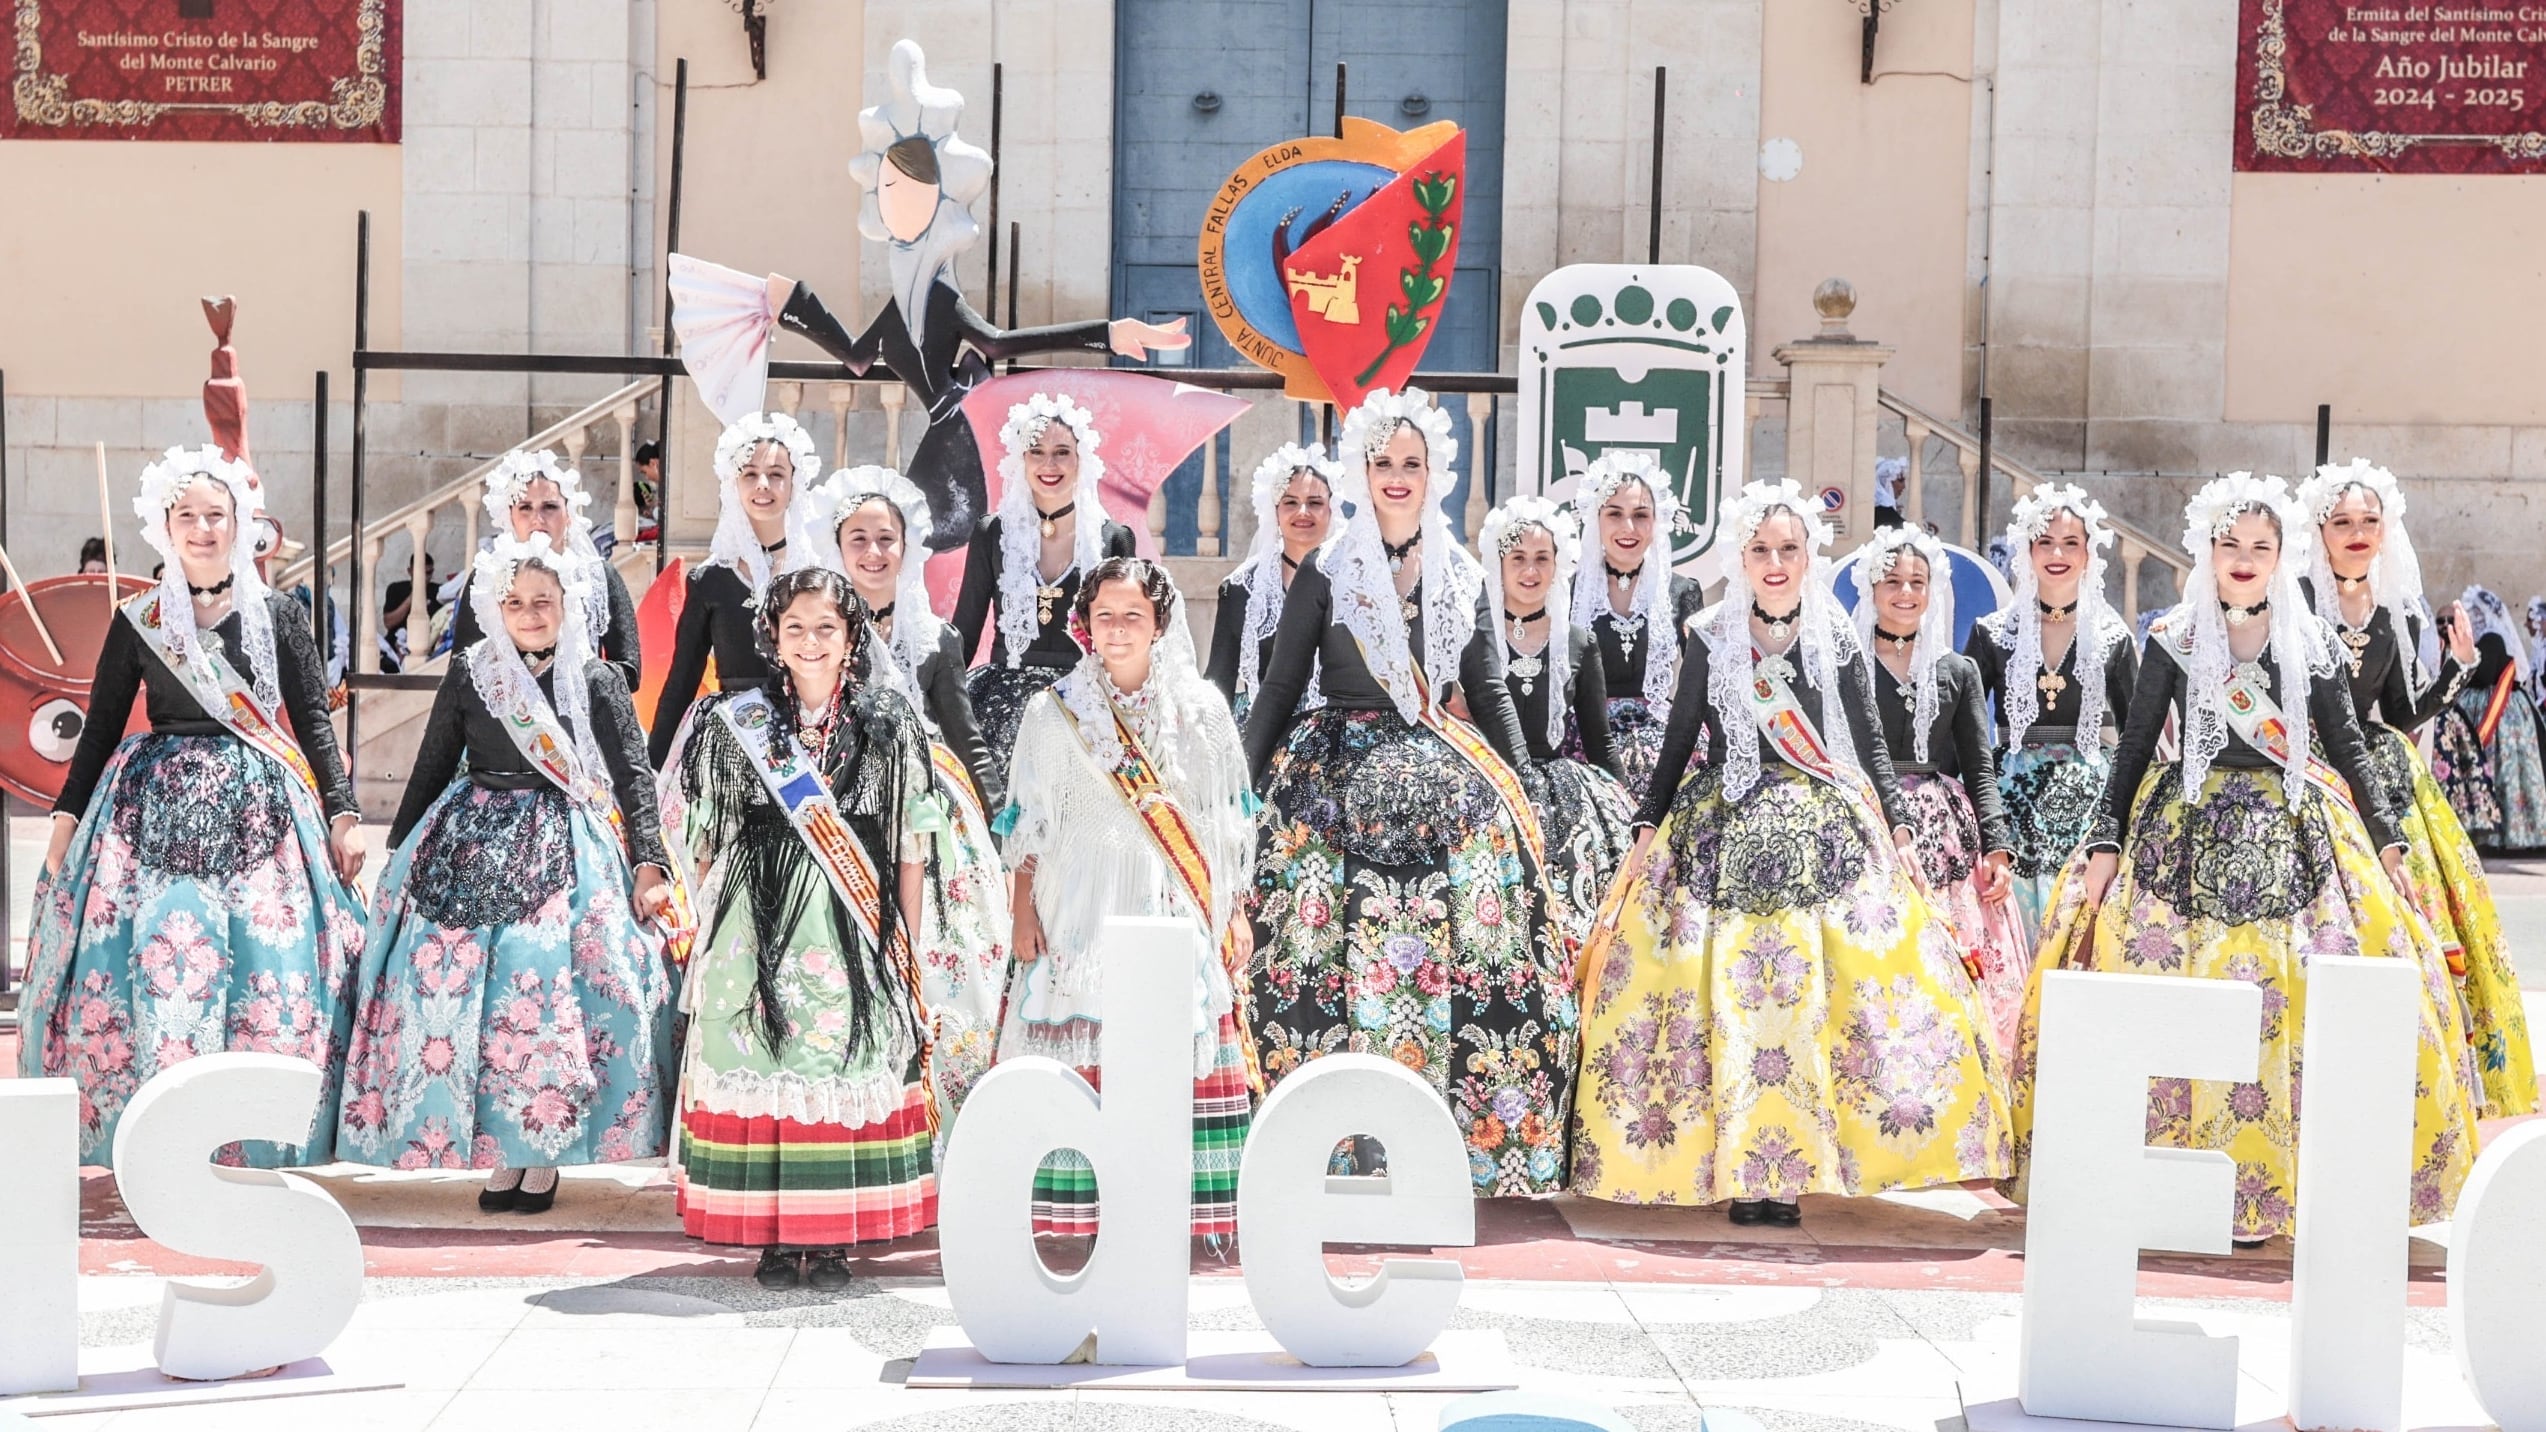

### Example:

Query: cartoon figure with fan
xmin=668 ymin=39 xmax=1188 ymax=559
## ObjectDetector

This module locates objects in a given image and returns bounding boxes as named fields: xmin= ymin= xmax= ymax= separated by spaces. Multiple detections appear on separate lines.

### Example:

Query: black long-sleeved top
xmin=2087 ymin=629 xmax=2402 ymax=854
xmin=1241 ymin=553 xmax=1532 ymax=783
xmin=391 ymin=658 xmax=668 ymax=872
xmin=887 ymin=621 xmax=1003 ymax=812
xmin=1869 ymin=651 xmax=2012 ymax=854
xmin=57 ymin=590 xmax=358 ymax=823
xmin=2296 ymin=578 xmax=2465 ymax=735
xmin=1963 ymin=609 xmax=2139 ymax=743
xmin=949 ymin=516 xmax=1137 ymax=669
xmin=1206 ymin=572 xmax=1272 ymax=705
xmin=1586 ymin=572 xmax=1706 ymax=699
xmin=450 ymin=554 xmax=642 ymax=691
xmin=1630 ymin=628 xmax=1912 ymax=834
xmin=1505 ymin=627 xmax=1624 ymax=776
xmin=648 ymin=562 xmax=768 ymax=767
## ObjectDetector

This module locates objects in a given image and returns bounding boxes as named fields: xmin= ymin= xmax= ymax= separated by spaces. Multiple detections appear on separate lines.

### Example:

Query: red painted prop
xmin=0 ymin=575 xmax=157 ymax=807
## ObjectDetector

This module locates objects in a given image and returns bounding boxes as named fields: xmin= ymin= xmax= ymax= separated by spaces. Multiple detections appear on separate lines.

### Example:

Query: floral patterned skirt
xmin=1897 ymin=772 xmax=2032 ymax=1066
xmin=2370 ymin=728 xmax=2536 ymax=1116
xmin=915 ymin=744 xmax=1013 ymax=1130
xmin=1569 ymin=764 xmax=2012 ymax=1205
xmin=676 ymin=846 xmax=934 ymax=1248
xmin=966 ymin=663 xmax=1065 ymax=793
xmin=18 ymin=734 xmax=366 ymax=1166
xmin=1600 ymin=697 xmax=1671 ymax=806
xmin=1250 ymin=705 xmax=1578 ymax=1195
xmin=2465 ymin=685 xmax=2546 ymax=850
xmin=1528 ymin=755 xmax=1637 ymax=945
xmin=335 ymin=782 xmax=674 ymax=1170
xmin=2432 ymin=700 xmax=2499 ymax=838
xmin=1998 ymin=740 xmax=2109 ymax=934
xmin=2005 ymin=764 xmax=2480 ymax=1240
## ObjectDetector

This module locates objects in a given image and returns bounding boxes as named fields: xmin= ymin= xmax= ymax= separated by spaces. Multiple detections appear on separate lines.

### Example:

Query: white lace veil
xmin=994 ymin=393 xmax=1108 ymax=667
xmin=2296 ymin=459 xmax=2429 ymax=665
xmin=810 ymin=464 xmax=941 ymax=722
xmin=1848 ymin=525 xmax=1956 ymax=764
xmin=1231 ymin=442 xmax=1338 ymax=697
xmin=465 ymin=530 xmax=607 ymax=787
xmin=2172 ymin=473 xmax=2333 ymax=803
xmin=482 ymin=447 xmax=609 ymax=641
xmin=2464 ymin=584 xmax=2528 ymax=688
xmin=1700 ymin=480 xmax=1861 ymax=804
xmin=1567 ymin=451 xmax=1686 ymax=716
xmin=1324 ymin=387 xmax=1476 ymax=722
xmin=709 ymin=412 xmax=824 ymax=596
xmin=134 ymin=445 xmax=279 ymax=711
xmin=2000 ymin=485 xmax=2120 ymax=751
xmin=1482 ymin=495 xmax=1579 ymax=749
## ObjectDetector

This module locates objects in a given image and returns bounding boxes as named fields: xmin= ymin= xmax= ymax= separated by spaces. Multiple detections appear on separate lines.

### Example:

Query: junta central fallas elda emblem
xmin=1516 ymin=264 xmax=1748 ymax=570
xmin=1198 ymin=117 xmax=1468 ymax=408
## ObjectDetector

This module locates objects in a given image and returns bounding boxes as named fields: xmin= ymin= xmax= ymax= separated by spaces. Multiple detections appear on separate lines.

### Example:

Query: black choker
xmin=186 ymin=575 xmax=234 ymax=599
xmin=2037 ymin=599 xmax=2077 ymax=621
xmin=1751 ymin=601 xmax=1800 ymax=642
xmin=1382 ymin=528 xmax=1423 ymax=573
xmin=1282 ymin=552 xmax=1301 ymax=573
xmin=1035 ymin=500 xmax=1075 ymax=538
xmin=521 ymin=644 xmax=556 ymax=665
xmin=2335 ymin=573 xmax=2371 ymax=594
xmin=1605 ymin=560 xmax=1641 ymax=587
xmin=1875 ymin=626 xmax=1920 ymax=650
xmin=869 ymin=601 xmax=895 ymax=623
xmin=1506 ymin=605 xmax=1546 ymax=643
xmin=761 ymin=536 xmax=788 ymax=555
xmin=2222 ymin=598 xmax=2270 ymax=627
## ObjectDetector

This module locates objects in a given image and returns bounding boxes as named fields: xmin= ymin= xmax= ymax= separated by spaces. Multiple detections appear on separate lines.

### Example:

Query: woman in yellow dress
xmin=2295 ymin=460 xmax=2532 ymax=1117
xmin=2009 ymin=473 xmax=2480 ymax=1245
xmin=1570 ymin=480 xmax=2012 ymax=1227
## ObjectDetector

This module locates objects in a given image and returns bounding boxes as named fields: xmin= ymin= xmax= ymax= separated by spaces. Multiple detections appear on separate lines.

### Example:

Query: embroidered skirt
xmin=2462 ymin=685 xmax=2546 ymax=850
xmin=1998 ymin=739 xmax=2110 ymax=934
xmin=915 ymin=744 xmax=1014 ymax=1130
xmin=966 ymin=663 xmax=1066 ymax=792
xmin=18 ymin=733 xmax=366 ymax=1166
xmin=1896 ymin=772 xmax=2032 ymax=1065
xmin=1251 ymin=706 xmax=1578 ymax=1196
xmin=1598 ymin=696 xmax=1671 ymax=806
xmin=675 ymin=841 xmax=934 ymax=1250
xmin=335 ymin=782 xmax=674 ymax=1170
xmin=2368 ymin=728 xmax=2536 ymax=1116
xmin=1526 ymin=755 xmax=1638 ymax=945
xmin=1569 ymin=764 xmax=2013 ymax=1204
xmin=1018 ymin=1009 xmax=1254 ymax=1241
xmin=2432 ymin=700 xmax=2500 ymax=839
xmin=2005 ymin=764 xmax=2481 ymax=1241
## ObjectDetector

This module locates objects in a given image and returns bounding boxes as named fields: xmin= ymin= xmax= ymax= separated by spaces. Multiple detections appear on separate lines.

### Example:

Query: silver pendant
xmin=1509 ymin=652 xmax=1543 ymax=695
xmin=1757 ymin=652 xmax=1797 ymax=685
xmin=1761 ymin=617 xmax=1793 ymax=644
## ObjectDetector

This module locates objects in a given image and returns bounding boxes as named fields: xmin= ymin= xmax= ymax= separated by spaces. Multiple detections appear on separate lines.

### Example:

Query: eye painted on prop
xmin=29 ymin=698 xmax=82 ymax=764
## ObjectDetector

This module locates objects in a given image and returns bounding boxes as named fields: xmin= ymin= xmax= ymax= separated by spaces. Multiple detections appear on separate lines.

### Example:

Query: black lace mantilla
xmin=2125 ymin=765 xmax=2335 ymax=924
xmin=114 ymin=735 xmax=296 ymax=879
xmin=1665 ymin=766 xmax=1866 ymax=916
xmin=405 ymin=785 xmax=578 ymax=929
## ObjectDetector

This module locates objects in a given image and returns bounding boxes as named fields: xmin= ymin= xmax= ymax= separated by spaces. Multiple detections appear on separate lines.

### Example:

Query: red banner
xmin=3 ymin=0 xmax=399 ymax=142
xmin=2237 ymin=0 xmax=2546 ymax=173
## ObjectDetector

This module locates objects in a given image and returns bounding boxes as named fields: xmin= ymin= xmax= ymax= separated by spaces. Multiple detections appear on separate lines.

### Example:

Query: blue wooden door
xmin=1113 ymin=0 xmax=1509 ymax=550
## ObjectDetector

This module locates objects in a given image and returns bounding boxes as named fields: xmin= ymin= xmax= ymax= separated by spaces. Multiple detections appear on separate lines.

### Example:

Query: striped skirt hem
xmin=1030 ymin=1010 xmax=1252 ymax=1239
xmin=676 ymin=1081 xmax=936 ymax=1249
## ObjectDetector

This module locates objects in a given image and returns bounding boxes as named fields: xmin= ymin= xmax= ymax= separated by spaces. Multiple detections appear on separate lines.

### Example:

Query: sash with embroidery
xmin=121 ymin=591 xmax=321 ymax=798
xmin=930 ymin=742 xmax=990 ymax=840
xmin=1056 ymin=698 xmax=1266 ymax=1094
xmin=2151 ymin=628 xmax=2357 ymax=813
xmin=2479 ymin=662 xmax=2518 ymax=745
xmin=714 ymin=687 xmax=936 ymax=1125
xmin=1746 ymin=651 xmax=1894 ymax=840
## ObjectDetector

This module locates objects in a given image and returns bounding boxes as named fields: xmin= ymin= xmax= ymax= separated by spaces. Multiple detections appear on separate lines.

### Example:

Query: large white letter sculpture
xmin=2019 ymin=970 xmax=2261 ymax=1430
xmin=112 ymin=1054 xmax=363 ymax=1381
xmin=2287 ymin=956 xmax=2418 ymax=1432
xmin=1237 ymin=1054 xmax=1474 ymax=1366
xmin=938 ymin=917 xmax=1194 ymax=1366
xmin=2449 ymin=1121 xmax=2546 ymax=1432
xmin=0 ymin=1080 xmax=79 ymax=1394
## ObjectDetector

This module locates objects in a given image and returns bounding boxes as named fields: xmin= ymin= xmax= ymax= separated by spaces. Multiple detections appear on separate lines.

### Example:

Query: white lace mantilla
xmin=993 ymin=395 xmax=1108 ymax=666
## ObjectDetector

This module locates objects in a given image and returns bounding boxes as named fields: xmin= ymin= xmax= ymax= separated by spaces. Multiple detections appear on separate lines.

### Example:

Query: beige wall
xmin=2226 ymin=174 xmax=2546 ymax=428
xmin=0 ymin=141 xmax=401 ymax=400
xmin=1753 ymin=0 xmax=1974 ymax=416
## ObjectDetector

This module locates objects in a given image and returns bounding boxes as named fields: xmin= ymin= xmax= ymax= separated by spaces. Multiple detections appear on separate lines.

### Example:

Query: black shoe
xmin=755 ymin=1249 xmax=801 ymax=1289
xmin=477 ymin=1169 xmax=522 ymax=1213
xmin=1761 ymin=1200 xmax=1802 ymax=1227
xmin=2232 ymin=1237 xmax=2269 ymax=1251
xmin=1726 ymin=1199 xmax=1764 ymax=1226
xmin=804 ymin=1251 xmax=853 ymax=1290
xmin=512 ymin=1168 xmax=558 ymax=1215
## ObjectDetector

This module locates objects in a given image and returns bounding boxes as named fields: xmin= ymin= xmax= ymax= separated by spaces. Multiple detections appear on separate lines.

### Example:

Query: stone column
xmin=1770 ymin=280 xmax=1892 ymax=546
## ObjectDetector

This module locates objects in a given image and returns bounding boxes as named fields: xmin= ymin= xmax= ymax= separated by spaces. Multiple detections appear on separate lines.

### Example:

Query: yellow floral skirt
xmin=2006 ymin=764 xmax=2481 ymax=1240
xmin=2376 ymin=728 xmax=2537 ymax=1116
xmin=1569 ymin=765 xmax=2014 ymax=1203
